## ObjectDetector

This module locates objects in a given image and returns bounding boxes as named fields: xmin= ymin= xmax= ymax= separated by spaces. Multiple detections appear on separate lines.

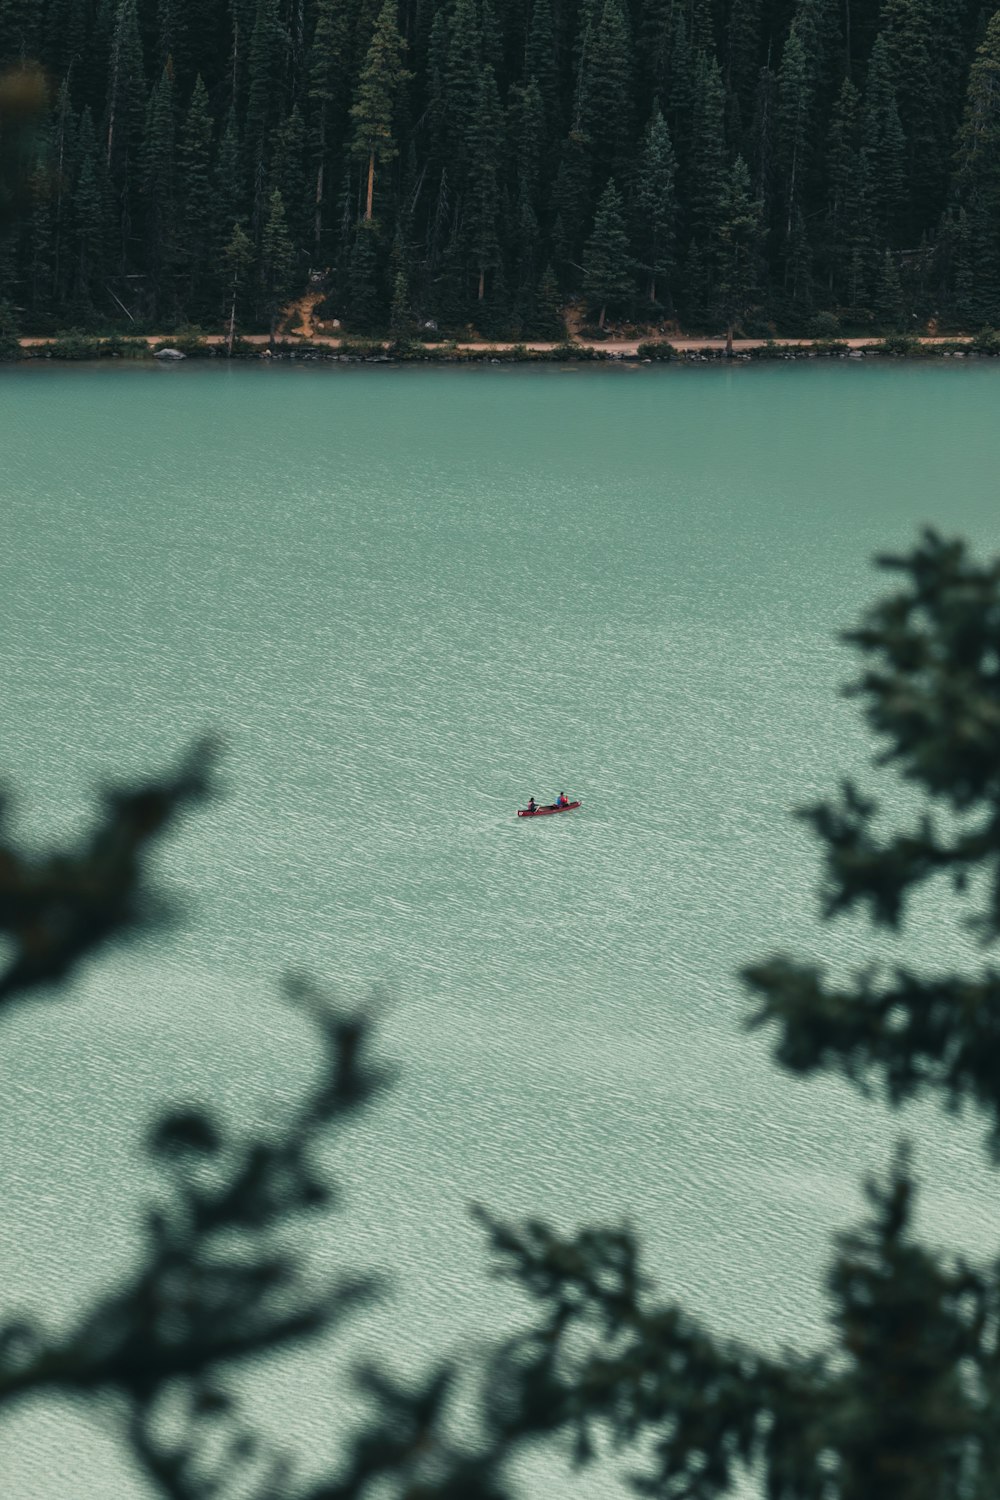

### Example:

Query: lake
xmin=1 ymin=360 xmax=999 ymax=1497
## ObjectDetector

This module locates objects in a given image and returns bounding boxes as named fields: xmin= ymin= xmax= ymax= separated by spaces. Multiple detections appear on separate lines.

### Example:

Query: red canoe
xmin=517 ymin=800 xmax=581 ymax=818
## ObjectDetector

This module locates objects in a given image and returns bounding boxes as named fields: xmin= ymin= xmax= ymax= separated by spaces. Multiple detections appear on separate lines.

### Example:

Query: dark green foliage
xmin=141 ymin=65 xmax=177 ymax=318
xmin=177 ymin=77 xmax=214 ymax=317
xmin=1 ymin=0 xmax=1000 ymax=331
xmin=634 ymin=103 xmax=676 ymax=306
xmin=715 ymin=153 xmax=764 ymax=336
xmin=259 ymin=185 xmax=296 ymax=332
xmin=530 ymin=262 xmax=564 ymax=337
xmin=350 ymin=0 xmax=409 ymax=222
xmin=0 ymin=292 xmax=20 ymax=353
xmin=582 ymin=176 xmax=632 ymax=326
xmin=0 ymin=740 xmax=214 ymax=1002
xmin=464 ymin=66 xmax=502 ymax=301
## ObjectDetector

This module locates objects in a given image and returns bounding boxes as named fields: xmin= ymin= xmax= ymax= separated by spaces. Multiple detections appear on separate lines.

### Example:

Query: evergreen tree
xmin=507 ymin=80 xmax=545 ymax=294
xmin=104 ymin=0 xmax=146 ymax=271
xmin=715 ymin=153 xmax=764 ymax=348
xmin=953 ymin=12 xmax=1000 ymax=325
xmin=105 ymin=0 xmax=146 ymax=175
xmin=881 ymin=0 xmax=966 ymax=238
xmin=347 ymin=216 xmax=381 ymax=327
xmin=686 ymin=53 xmax=728 ymax=313
xmin=141 ymin=65 xmax=177 ymax=317
xmin=777 ymin=17 xmax=815 ymax=272
xmin=177 ymin=75 xmax=214 ymax=317
xmin=524 ymin=0 xmax=559 ymax=128
xmin=439 ymin=0 xmax=482 ymax=182
xmin=634 ymin=102 xmax=676 ymax=305
xmin=578 ymin=0 xmax=634 ymax=189
xmin=259 ymin=184 xmax=295 ymax=335
xmin=0 ymin=0 xmax=41 ymax=64
xmin=23 ymin=144 xmax=54 ymax=323
xmin=350 ymin=0 xmax=410 ymax=222
xmin=532 ymin=260 xmax=564 ymax=336
xmin=582 ymin=176 xmax=632 ymax=326
xmin=725 ymin=0 xmax=762 ymax=121
xmin=244 ymin=0 xmax=286 ymax=223
xmin=874 ymin=245 xmax=904 ymax=326
xmin=464 ymin=65 xmax=501 ymax=301
xmin=223 ymin=216 xmax=252 ymax=349
xmin=551 ymin=128 xmax=592 ymax=275
xmin=72 ymin=106 xmax=113 ymax=311
xmin=269 ymin=106 xmax=310 ymax=250
xmin=860 ymin=35 xmax=907 ymax=250
xmin=308 ymin=0 xmax=352 ymax=255
xmin=212 ymin=105 xmax=243 ymax=275
xmin=824 ymin=76 xmax=863 ymax=297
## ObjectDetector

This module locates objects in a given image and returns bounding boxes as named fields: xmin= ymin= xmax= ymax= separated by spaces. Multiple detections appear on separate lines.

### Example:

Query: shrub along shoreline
xmin=6 ymin=330 xmax=1000 ymax=364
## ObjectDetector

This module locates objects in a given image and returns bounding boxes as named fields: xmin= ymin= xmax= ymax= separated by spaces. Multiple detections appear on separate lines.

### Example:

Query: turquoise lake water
xmin=1 ymin=361 xmax=1000 ymax=1497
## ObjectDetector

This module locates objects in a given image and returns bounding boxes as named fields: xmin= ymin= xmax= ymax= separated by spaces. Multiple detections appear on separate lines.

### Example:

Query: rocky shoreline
xmin=8 ymin=331 xmax=1000 ymax=364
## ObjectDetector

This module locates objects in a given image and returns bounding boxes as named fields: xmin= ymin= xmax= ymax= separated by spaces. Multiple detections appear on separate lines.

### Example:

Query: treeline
xmin=2 ymin=0 xmax=1000 ymax=337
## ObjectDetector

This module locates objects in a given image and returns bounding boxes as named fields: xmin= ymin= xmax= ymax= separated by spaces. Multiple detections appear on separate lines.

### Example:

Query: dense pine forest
xmin=2 ymin=0 xmax=1000 ymax=338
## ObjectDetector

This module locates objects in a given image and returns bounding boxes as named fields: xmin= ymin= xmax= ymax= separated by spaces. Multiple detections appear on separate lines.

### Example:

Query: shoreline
xmin=6 ymin=331 xmax=997 ymax=365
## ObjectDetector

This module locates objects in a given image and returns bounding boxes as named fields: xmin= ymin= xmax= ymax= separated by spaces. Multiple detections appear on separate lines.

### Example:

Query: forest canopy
xmin=2 ymin=0 xmax=1000 ymax=338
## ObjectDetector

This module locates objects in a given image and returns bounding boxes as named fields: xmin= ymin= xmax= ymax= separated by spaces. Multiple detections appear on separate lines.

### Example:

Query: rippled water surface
xmin=2 ymin=361 xmax=1000 ymax=1496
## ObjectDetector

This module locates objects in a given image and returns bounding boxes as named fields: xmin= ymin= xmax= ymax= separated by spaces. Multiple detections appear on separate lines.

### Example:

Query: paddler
xmin=555 ymin=791 xmax=570 ymax=808
xmin=526 ymin=797 xmax=537 ymax=813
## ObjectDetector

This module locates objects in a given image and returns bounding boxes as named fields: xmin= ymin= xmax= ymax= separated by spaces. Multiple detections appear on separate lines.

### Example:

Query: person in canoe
xmin=555 ymin=791 xmax=570 ymax=808
xmin=526 ymin=797 xmax=537 ymax=814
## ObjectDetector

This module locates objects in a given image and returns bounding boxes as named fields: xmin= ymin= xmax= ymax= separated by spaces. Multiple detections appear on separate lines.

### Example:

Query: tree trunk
xmin=365 ymin=152 xmax=375 ymax=221
xmin=599 ymin=304 xmax=606 ymax=329
xmin=478 ymin=266 xmax=485 ymax=300
xmin=227 ymin=292 xmax=237 ymax=357
xmin=726 ymin=321 xmax=734 ymax=357
xmin=314 ymin=116 xmax=326 ymax=256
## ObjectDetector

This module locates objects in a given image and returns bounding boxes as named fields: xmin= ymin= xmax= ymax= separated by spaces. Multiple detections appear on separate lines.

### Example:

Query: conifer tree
xmin=860 ymin=35 xmax=907 ymax=249
xmin=259 ymin=184 xmax=295 ymax=335
xmin=777 ymin=17 xmax=815 ymax=267
xmin=725 ymin=0 xmax=762 ymax=121
xmin=213 ymin=105 xmax=243 ymax=272
xmin=435 ymin=0 xmax=482 ymax=187
xmin=141 ymin=65 xmax=177 ymax=317
xmin=634 ymin=102 xmax=676 ymax=306
xmin=44 ymin=0 xmax=88 ymax=85
xmin=347 ymin=216 xmax=381 ymax=327
xmin=532 ymin=261 xmax=564 ymax=337
xmin=579 ymin=0 xmax=634 ymax=190
xmin=881 ymin=0 xmax=964 ymax=237
xmin=223 ymin=217 xmax=252 ymax=349
xmin=244 ymin=0 xmax=286 ymax=223
xmin=524 ymin=0 xmax=559 ymax=129
xmin=824 ymin=76 xmax=863 ymax=296
xmin=308 ymin=0 xmax=352 ymax=255
xmin=551 ymin=128 xmax=592 ymax=274
xmin=105 ymin=0 xmax=145 ymax=175
xmin=270 ymin=106 xmax=310 ymax=250
xmin=715 ymin=153 xmax=764 ymax=349
xmin=24 ymin=145 xmax=54 ymax=322
xmin=953 ymin=12 xmax=1000 ymax=325
xmin=177 ymin=75 xmax=214 ymax=317
xmin=582 ymin=176 xmax=632 ymax=326
xmin=874 ymin=245 xmax=904 ymax=327
xmin=72 ymin=106 xmax=113 ymax=311
xmin=687 ymin=53 xmax=728 ymax=311
xmin=350 ymin=0 xmax=410 ymax=222
xmin=0 ymin=0 xmax=40 ymax=64
xmin=465 ymin=65 xmax=501 ymax=301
